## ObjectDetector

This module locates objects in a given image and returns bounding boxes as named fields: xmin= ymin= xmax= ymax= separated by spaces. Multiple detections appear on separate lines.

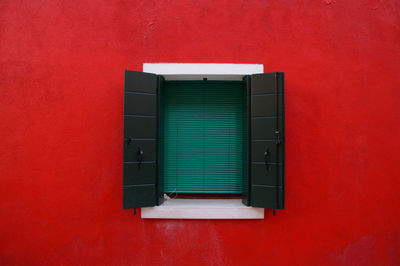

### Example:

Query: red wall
xmin=1 ymin=0 xmax=400 ymax=265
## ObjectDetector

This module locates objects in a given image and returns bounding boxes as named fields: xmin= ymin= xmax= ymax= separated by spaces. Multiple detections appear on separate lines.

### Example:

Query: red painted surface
xmin=1 ymin=0 xmax=400 ymax=265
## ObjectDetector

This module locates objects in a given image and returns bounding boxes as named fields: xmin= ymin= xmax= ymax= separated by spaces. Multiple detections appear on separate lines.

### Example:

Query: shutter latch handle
xmin=275 ymin=130 xmax=281 ymax=145
xmin=264 ymin=148 xmax=270 ymax=171
xmin=137 ymin=147 xmax=144 ymax=170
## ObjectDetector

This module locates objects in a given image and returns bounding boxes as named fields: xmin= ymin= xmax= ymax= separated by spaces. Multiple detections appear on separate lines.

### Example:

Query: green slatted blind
xmin=162 ymin=81 xmax=245 ymax=193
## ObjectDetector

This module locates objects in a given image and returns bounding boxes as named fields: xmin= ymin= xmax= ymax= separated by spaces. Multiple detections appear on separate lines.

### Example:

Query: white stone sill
xmin=141 ymin=199 xmax=264 ymax=219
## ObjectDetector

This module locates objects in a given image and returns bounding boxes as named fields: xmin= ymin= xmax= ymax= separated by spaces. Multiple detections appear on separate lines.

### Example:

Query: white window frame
xmin=141 ymin=63 xmax=264 ymax=219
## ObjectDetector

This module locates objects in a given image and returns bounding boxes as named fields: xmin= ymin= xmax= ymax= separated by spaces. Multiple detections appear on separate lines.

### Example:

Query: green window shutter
xmin=162 ymin=81 xmax=244 ymax=194
xmin=247 ymin=72 xmax=285 ymax=209
xmin=123 ymin=70 xmax=163 ymax=209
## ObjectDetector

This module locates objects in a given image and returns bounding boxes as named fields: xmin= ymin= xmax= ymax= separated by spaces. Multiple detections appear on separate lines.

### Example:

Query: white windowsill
xmin=141 ymin=199 xmax=264 ymax=219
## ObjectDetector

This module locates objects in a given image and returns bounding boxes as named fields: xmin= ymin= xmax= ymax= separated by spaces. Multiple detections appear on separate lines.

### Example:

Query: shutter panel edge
xmin=156 ymin=75 xmax=165 ymax=206
xmin=279 ymin=72 xmax=285 ymax=209
xmin=242 ymin=75 xmax=251 ymax=206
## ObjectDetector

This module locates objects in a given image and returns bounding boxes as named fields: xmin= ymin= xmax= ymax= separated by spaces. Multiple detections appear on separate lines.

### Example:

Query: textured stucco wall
xmin=0 ymin=0 xmax=399 ymax=265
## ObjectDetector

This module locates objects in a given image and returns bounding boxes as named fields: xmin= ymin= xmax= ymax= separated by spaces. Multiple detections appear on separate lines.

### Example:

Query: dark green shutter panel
xmin=123 ymin=70 xmax=163 ymax=209
xmin=241 ymin=76 xmax=250 ymax=205
xmin=247 ymin=72 xmax=285 ymax=209
xmin=162 ymin=81 xmax=244 ymax=193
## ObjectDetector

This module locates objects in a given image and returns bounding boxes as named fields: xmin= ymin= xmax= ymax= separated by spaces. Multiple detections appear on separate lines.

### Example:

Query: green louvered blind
xmin=162 ymin=81 xmax=245 ymax=194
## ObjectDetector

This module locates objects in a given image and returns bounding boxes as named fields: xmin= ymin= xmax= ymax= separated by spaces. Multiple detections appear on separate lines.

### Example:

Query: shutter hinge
xmin=275 ymin=130 xmax=281 ymax=145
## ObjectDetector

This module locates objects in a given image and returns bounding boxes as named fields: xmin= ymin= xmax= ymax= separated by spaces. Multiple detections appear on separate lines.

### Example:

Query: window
xmin=122 ymin=64 xmax=285 ymax=218
xmin=162 ymin=80 xmax=245 ymax=194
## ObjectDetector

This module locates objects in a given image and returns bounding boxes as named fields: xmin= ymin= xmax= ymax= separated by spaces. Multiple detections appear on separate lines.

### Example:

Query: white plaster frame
xmin=141 ymin=63 xmax=264 ymax=219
